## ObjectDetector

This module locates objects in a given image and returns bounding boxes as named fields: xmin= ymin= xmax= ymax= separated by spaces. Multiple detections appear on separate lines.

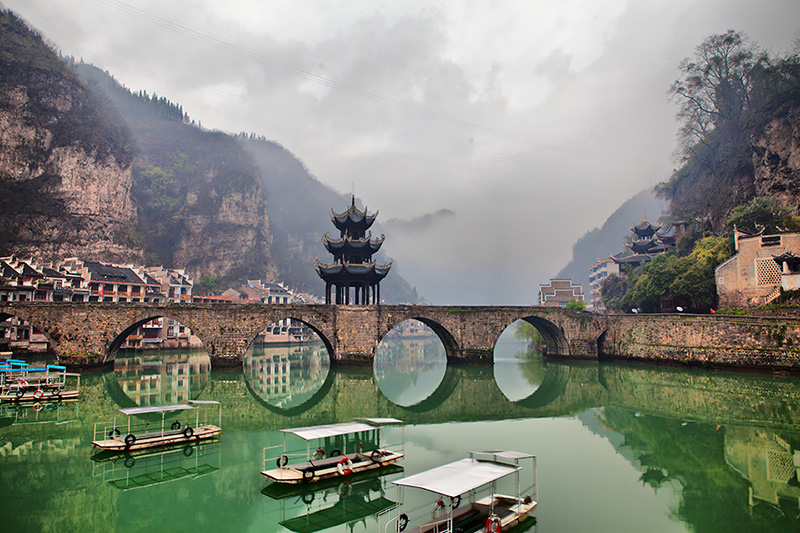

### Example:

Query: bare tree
xmin=669 ymin=30 xmax=760 ymax=159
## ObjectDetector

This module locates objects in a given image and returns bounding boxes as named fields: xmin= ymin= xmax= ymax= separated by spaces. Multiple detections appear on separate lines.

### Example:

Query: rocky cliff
xmin=751 ymin=104 xmax=800 ymax=210
xmin=0 ymin=10 xmax=140 ymax=263
xmin=0 ymin=10 xmax=277 ymax=285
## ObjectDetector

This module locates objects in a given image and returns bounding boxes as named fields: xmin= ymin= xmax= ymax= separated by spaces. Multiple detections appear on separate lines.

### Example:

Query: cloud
xmin=5 ymin=0 xmax=800 ymax=304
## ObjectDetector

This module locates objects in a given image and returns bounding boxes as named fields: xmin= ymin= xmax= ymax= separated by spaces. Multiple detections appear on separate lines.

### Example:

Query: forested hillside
xmin=556 ymin=189 xmax=663 ymax=292
xmin=0 ymin=9 xmax=418 ymax=301
xmin=601 ymin=31 xmax=800 ymax=312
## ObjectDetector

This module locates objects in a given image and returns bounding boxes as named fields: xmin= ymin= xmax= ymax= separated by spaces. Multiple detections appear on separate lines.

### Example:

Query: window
xmin=756 ymin=258 xmax=781 ymax=286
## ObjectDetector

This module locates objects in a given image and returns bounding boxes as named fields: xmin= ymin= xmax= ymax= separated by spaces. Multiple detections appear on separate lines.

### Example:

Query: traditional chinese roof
xmin=322 ymin=232 xmax=385 ymax=256
xmin=631 ymin=216 xmax=661 ymax=238
xmin=330 ymin=197 xmax=378 ymax=234
xmin=314 ymin=258 xmax=393 ymax=281
xmin=83 ymin=261 xmax=146 ymax=285
xmin=773 ymin=252 xmax=800 ymax=272
xmin=630 ymin=238 xmax=658 ymax=254
xmin=612 ymin=254 xmax=653 ymax=267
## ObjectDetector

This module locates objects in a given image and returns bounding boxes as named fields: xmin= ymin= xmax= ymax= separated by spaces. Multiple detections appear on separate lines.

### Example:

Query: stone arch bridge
xmin=0 ymin=302 xmax=605 ymax=369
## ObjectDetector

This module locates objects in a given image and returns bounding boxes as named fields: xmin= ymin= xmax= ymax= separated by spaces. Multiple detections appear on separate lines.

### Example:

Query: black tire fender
xmin=398 ymin=513 xmax=409 ymax=532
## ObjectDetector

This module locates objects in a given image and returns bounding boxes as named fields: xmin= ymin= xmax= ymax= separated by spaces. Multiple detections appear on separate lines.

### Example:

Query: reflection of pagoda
xmin=315 ymin=197 xmax=392 ymax=305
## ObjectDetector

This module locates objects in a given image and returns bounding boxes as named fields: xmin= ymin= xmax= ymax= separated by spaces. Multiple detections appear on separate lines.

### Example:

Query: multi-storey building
xmin=538 ymin=279 xmax=584 ymax=307
xmin=588 ymin=258 xmax=621 ymax=312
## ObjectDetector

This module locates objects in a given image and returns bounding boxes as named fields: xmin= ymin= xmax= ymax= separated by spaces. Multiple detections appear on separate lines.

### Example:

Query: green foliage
xmin=194 ymin=274 xmax=223 ymax=294
xmin=565 ymin=299 xmax=586 ymax=311
xmin=600 ymin=274 xmax=628 ymax=311
xmin=726 ymin=196 xmax=799 ymax=234
xmin=660 ymin=31 xmax=800 ymax=231
xmin=604 ymin=236 xmax=734 ymax=313
xmin=513 ymin=321 xmax=542 ymax=346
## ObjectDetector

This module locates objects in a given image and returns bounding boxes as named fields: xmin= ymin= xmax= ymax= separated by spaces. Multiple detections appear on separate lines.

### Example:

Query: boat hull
xmin=261 ymin=451 xmax=404 ymax=485
xmin=92 ymin=424 xmax=221 ymax=451
xmin=415 ymin=495 xmax=537 ymax=533
xmin=0 ymin=389 xmax=80 ymax=402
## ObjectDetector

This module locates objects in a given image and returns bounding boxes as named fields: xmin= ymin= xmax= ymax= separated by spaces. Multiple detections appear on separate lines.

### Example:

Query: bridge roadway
xmin=5 ymin=302 xmax=800 ymax=372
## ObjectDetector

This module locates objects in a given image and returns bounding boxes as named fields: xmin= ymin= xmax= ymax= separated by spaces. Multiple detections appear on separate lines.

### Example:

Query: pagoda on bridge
xmin=314 ymin=197 xmax=392 ymax=304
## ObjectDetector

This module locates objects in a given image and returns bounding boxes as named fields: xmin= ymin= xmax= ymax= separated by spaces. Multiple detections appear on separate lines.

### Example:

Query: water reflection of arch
xmin=106 ymin=311 xmax=206 ymax=363
xmin=387 ymin=363 xmax=462 ymax=413
xmin=103 ymin=370 xmax=138 ymax=409
xmin=512 ymin=362 xmax=571 ymax=410
xmin=242 ymin=364 xmax=336 ymax=417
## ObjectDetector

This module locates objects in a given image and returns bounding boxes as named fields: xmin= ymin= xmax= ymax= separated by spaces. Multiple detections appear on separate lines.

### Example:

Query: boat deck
xmin=92 ymin=424 xmax=221 ymax=451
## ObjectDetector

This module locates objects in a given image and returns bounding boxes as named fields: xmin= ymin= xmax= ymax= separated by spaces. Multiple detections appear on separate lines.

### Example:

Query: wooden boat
xmin=91 ymin=400 xmax=221 ymax=452
xmin=386 ymin=450 xmax=537 ymax=533
xmin=0 ymin=361 xmax=80 ymax=402
xmin=261 ymin=418 xmax=404 ymax=484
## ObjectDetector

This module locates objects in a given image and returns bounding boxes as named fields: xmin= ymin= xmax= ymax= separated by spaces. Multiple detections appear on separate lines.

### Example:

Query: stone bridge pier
xmin=0 ymin=302 xmax=606 ymax=369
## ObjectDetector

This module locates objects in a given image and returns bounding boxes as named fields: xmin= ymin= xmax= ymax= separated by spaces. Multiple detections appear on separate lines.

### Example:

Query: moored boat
xmin=91 ymin=400 xmax=222 ymax=452
xmin=261 ymin=418 xmax=404 ymax=484
xmin=0 ymin=361 xmax=80 ymax=402
xmin=385 ymin=450 xmax=538 ymax=533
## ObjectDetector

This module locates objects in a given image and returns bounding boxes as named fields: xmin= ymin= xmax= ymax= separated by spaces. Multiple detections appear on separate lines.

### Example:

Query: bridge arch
xmin=378 ymin=315 xmax=460 ymax=363
xmin=517 ymin=315 xmax=570 ymax=357
xmin=105 ymin=311 xmax=208 ymax=364
xmin=239 ymin=315 xmax=335 ymax=364
xmin=0 ymin=308 xmax=57 ymax=355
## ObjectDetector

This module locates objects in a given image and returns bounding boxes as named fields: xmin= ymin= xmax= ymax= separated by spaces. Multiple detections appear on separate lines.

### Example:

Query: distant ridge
xmin=556 ymin=189 xmax=664 ymax=292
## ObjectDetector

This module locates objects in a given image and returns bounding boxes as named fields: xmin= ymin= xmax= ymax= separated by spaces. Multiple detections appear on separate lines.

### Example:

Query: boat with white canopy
xmin=91 ymin=400 xmax=222 ymax=452
xmin=384 ymin=450 xmax=537 ymax=533
xmin=261 ymin=418 xmax=404 ymax=484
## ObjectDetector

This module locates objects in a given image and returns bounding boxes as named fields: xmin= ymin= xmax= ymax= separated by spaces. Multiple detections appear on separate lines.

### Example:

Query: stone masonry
xmin=5 ymin=302 xmax=800 ymax=373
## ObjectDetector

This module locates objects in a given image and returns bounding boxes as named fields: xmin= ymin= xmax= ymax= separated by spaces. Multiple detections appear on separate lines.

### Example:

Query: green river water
xmin=2 ymin=326 xmax=800 ymax=532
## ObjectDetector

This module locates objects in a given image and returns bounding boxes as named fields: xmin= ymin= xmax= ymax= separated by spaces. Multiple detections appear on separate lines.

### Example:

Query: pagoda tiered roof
xmin=631 ymin=216 xmax=661 ymax=238
xmin=322 ymin=232 xmax=385 ymax=256
xmin=330 ymin=197 xmax=378 ymax=234
xmin=314 ymin=258 xmax=393 ymax=280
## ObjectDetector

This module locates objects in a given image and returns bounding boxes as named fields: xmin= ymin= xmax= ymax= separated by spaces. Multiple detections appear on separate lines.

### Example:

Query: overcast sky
xmin=4 ymin=0 xmax=800 ymax=304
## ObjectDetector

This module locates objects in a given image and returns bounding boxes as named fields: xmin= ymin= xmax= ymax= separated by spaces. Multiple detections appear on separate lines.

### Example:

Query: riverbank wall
xmin=598 ymin=311 xmax=800 ymax=373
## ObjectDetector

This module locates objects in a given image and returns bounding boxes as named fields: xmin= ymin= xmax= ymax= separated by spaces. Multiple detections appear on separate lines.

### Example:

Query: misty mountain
xmin=383 ymin=209 xmax=456 ymax=235
xmin=239 ymin=136 xmax=419 ymax=303
xmin=0 ymin=9 xmax=418 ymax=301
xmin=556 ymin=189 xmax=665 ymax=292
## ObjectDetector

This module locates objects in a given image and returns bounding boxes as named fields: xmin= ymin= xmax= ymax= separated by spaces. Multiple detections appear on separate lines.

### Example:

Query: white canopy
xmin=470 ymin=450 xmax=535 ymax=462
xmin=355 ymin=417 xmax=403 ymax=425
xmin=117 ymin=404 xmax=196 ymax=416
xmin=393 ymin=458 xmax=520 ymax=498
xmin=281 ymin=422 xmax=377 ymax=441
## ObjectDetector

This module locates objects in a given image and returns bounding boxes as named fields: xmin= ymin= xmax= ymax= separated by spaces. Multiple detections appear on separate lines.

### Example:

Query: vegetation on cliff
xmin=602 ymin=31 xmax=800 ymax=313
xmin=0 ymin=9 xmax=418 ymax=302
